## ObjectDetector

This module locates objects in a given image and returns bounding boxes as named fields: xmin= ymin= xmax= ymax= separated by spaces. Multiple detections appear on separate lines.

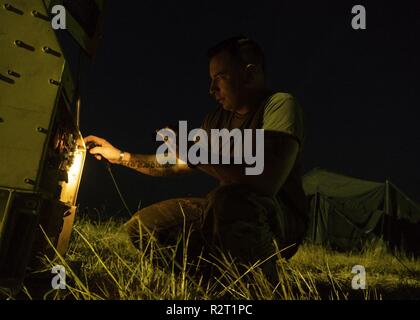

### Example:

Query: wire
xmin=104 ymin=162 xmax=133 ymax=217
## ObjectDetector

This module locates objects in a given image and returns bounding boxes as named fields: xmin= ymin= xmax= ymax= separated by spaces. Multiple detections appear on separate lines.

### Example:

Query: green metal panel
xmin=0 ymin=0 xmax=104 ymax=293
xmin=0 ymin=0 xmax=65 ymax=191
xmin=0 ymin=188 xmax=41 ymax=290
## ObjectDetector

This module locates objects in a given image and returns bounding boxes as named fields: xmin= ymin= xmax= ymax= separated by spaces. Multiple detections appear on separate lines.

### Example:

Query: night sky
xmin=76 ymin=0 xmax=420 ymax=218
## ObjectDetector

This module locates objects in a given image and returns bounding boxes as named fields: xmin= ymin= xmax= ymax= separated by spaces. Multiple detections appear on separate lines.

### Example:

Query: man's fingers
xmin=89 ymin=146 xmax=102 ymax=155
xmin=94 ymin=154 xmax=102 ymax=161
xmin=84 ymin=135 xmax=106 ymax=145
xmin=83 ymin=135 xmax=97 ymax=142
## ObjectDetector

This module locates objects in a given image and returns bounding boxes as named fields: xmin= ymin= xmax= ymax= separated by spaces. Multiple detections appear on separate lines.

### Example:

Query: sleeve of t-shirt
xmin=262 ymin=93 xmax=304 ymax=145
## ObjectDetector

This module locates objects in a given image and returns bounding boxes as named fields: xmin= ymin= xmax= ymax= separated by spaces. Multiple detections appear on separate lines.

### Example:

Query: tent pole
xmin=385 ymin=179 xmax=392 ymax=244
xmin=312 ymin=192 xmax=319 ymax=242
xmin=385 ymin=180 xmax=389 ymax=216
xmin=388 ymin=180 xmax=420 ymax=212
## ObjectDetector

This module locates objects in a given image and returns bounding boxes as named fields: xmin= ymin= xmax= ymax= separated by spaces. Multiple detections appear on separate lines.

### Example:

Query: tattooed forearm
xmin=119 ymin=154 xmax=188 ymax=177
xmin=121 ymin=159 xmax=173 ymax=170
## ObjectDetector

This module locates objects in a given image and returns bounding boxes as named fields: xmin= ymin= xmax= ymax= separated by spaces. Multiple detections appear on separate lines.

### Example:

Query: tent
xmin=303 ymin=168 xmax=420 ymax=254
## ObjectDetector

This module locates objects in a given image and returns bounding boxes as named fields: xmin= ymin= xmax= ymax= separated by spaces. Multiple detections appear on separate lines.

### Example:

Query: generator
xmin=0 ymin=0 xmax=106 ymax=293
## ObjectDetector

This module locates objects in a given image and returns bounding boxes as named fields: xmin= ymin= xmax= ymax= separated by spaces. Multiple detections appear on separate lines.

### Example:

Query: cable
xmin=104 ymin=162 xmax=133 ymax=217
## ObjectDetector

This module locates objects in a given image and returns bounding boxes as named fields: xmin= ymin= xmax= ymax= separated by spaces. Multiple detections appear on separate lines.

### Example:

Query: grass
xmin=14 ymin=217 xmax=420 ymax=300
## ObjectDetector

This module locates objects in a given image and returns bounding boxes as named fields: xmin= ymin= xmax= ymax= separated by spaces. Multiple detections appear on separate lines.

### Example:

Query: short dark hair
xmin=207 ymin=36 xmax=265 ymax=72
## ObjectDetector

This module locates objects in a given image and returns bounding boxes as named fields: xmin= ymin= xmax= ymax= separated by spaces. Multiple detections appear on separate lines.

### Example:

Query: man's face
xmin=209 ymin=51 xmax=245 ymax=112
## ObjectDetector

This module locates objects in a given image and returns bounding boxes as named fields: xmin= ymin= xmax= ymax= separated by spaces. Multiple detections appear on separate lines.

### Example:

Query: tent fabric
xmin=388 ymin=182 xmax=420 ymax=224
xmin=303 ymin=168 xmax=383 ymax=197
xmin=303 ymin=168 xmax=420 ymax=253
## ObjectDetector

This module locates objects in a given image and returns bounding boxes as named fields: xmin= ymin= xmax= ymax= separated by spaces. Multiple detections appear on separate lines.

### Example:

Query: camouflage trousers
xmin=124 ymin=183 xmax=306 ymax=277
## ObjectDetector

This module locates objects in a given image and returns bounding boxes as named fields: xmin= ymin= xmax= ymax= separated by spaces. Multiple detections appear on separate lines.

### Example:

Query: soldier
xmin=84 ymin=36 xmax=307 ymax=281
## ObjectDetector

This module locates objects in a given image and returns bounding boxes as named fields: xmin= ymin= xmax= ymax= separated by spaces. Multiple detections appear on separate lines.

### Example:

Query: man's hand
xmin=83 ymin=134 xmax=193 ymax=177
xmin=83 ymin=135 xmax=125 ymax=164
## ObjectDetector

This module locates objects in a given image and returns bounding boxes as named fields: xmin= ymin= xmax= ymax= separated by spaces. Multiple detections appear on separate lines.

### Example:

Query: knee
xmin=124 ymin=214 xmax=141 ymax=245
xmin=124 ymin=211 xmax=156 ymax=248
xmin=124 ymin=202 xmax=167 ymax=237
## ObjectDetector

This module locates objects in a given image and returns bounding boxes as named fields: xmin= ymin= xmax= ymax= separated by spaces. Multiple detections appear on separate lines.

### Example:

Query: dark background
xmin=76 ymin=0 xmax=420 ymax=218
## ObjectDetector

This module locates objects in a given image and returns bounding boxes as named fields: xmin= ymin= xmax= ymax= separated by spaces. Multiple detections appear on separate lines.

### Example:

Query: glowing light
xmin=68 ymin=150 xmax=84 ymax=183
xmin=60 ymin=148 xmax=85 ymax=205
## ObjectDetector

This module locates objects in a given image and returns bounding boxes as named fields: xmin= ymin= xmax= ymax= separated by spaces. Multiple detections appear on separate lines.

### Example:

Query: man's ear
xmin=244 ymin=64 xmax=258 ymax=86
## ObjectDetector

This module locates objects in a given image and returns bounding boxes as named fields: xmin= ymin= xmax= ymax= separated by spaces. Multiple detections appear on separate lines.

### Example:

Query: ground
xmin=8 ymin=217 xmax=420 ymax=300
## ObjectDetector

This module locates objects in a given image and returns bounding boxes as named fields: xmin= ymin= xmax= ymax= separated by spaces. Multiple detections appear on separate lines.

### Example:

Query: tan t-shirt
xmin=201 ymin=92 xmax=307 ymax=218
